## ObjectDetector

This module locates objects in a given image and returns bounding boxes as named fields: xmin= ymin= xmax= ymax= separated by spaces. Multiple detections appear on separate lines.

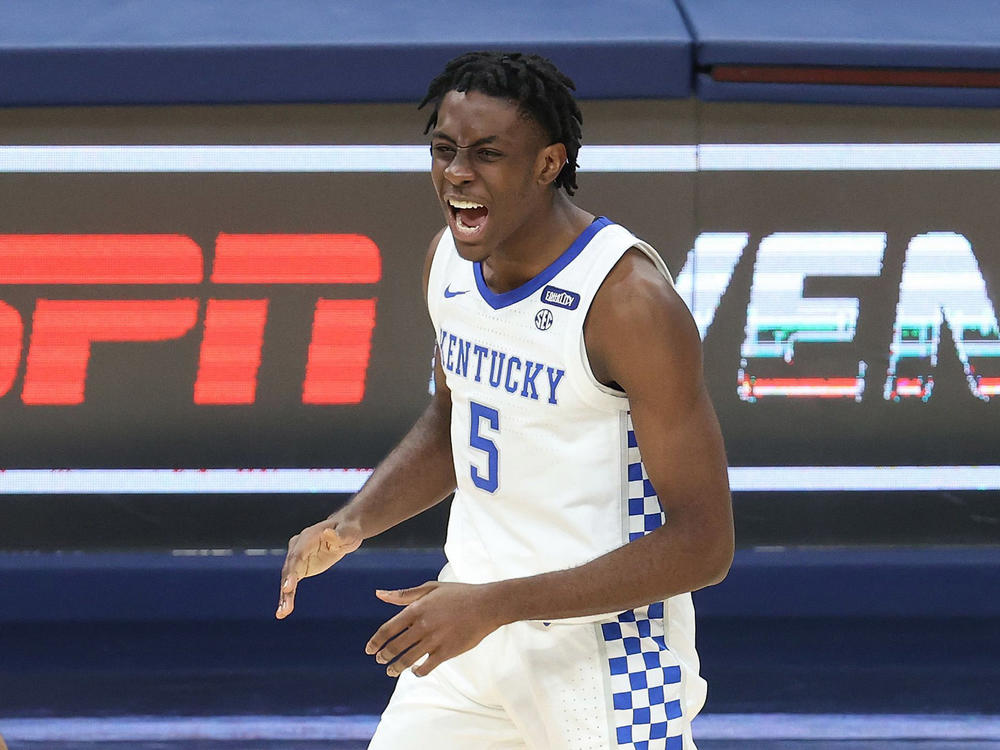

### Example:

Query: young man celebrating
xmin=276 ymin=51 xmax=733 ymax=749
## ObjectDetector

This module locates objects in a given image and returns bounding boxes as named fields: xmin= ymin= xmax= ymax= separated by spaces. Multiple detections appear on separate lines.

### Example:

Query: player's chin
xmin=453 ymin=237 xmax=490 ymax=263
xmin=450 ymin=218 xmax=491 ymax=260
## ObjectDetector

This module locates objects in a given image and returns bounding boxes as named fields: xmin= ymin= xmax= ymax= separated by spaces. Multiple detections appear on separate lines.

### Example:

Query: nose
xmin=443 ymin=148 xmax=475 ymax=184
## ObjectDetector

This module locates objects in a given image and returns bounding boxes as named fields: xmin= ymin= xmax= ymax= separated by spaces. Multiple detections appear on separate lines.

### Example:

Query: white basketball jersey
xmin=428 ymin=216 xmax=677 ymax=579
xmin=426 ymin=216 xmax=706 ymax=726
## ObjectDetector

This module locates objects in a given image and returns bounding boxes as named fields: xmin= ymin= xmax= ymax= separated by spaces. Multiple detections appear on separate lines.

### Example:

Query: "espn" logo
xmin=0 ymin=234 xmax=380 ymax=405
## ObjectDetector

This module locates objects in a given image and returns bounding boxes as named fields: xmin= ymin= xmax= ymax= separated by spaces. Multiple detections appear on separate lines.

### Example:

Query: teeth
xmin=455 ymin=214 xmax=483 ymax=233
xmin=448 ymin=199 xmax=484 ymax=209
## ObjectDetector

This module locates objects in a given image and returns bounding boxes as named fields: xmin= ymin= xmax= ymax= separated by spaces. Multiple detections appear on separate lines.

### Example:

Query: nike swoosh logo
xmin=444 ymin=285 xmax=469 ymax=298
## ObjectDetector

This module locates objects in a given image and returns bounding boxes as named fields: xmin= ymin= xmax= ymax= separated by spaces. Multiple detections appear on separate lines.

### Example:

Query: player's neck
xmin=480 ymin=195 xmax=594 ymax=295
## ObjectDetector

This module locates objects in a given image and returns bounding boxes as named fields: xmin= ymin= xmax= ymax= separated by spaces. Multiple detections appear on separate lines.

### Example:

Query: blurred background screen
xmin=0 ymin=100 xmax=997 ymax=550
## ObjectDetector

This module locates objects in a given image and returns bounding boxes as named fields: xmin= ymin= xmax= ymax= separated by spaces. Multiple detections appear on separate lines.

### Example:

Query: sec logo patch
xmin=534 ymin=309 xmax=554 ymax=330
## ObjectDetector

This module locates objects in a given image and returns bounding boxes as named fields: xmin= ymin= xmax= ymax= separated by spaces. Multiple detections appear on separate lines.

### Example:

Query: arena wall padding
xmin=9 ymin=1 xmax=1000 ymax=107
xmin=0 ymin=0 xmax=692 ymax=105
xmin=679 ymin=0 xmax=1000 ymax=68
xmin=1 ymin=548 xmax=996 ymax=623
xmin=680 ymin=0 xmax=1000 ymax=105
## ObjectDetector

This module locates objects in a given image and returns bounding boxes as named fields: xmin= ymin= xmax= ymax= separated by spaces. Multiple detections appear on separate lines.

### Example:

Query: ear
xmin=536 ymin=142 xmax=568 ymax=187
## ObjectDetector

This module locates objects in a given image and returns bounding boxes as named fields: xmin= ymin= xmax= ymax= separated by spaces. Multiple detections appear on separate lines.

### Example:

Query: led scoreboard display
xmin=0 ymin=233 xmax=380 ymax=407
xmin=0 ymin=102 xmax=998 ymax=549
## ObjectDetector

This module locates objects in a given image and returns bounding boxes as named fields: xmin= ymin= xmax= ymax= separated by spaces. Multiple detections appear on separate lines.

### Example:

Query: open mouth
xmin=447 ymin=198 xmax=489 ymax=235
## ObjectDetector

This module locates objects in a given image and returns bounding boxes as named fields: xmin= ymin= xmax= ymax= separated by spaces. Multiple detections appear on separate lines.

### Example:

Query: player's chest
xmin=435 ymin=299 xmax=579 ymax=409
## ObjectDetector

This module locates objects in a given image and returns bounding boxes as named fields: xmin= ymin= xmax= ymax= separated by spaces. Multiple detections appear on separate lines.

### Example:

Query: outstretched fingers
xmin=410 ymin=651 xmax=446 ymax=678
xmin=366 ymin=581 xmax=447 ymax=677
xmin=276 ymin=525 xmax=359 ymax=619
xmin=374 ymin=629 xmax=427 ymax=677
xmin=367 ymin=615 xmax=443 ymax=678
xmin=275 ymin=536 xmax=305 ymax=619
xmin=365 ymin=606 xmax=410 ymax=658
xmin=374 ymin=581 xmax=438 ymax=606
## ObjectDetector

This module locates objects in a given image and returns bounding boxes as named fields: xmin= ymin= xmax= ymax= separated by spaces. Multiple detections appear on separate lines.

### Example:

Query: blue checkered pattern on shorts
xmin=602 ymin=603 xmax=684 ymax=749
xmin=601 ymin=416 xmax=683 ymax=749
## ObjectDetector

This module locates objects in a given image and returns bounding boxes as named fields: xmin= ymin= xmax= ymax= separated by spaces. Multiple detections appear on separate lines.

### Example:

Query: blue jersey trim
xmin=473 ymin=216 xmax=613 ymax=310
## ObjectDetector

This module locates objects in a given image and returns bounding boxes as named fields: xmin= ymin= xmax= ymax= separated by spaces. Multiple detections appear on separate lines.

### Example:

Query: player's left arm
xmin=580 ymin=246 xmax=735 ymax=598
xmin=367 ymin=248 xmax=733 ymax=676
xmin=496 ymin=246 xmax=735 ymax=610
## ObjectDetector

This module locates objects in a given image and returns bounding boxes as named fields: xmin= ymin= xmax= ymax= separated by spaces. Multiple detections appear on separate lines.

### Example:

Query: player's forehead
xmin=432 ymin=89 xmax=545 ymax=147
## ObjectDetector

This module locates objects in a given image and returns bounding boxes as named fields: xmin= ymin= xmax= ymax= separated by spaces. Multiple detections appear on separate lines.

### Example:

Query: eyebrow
xmin=430 ymin=131 xmax=500 ymax=148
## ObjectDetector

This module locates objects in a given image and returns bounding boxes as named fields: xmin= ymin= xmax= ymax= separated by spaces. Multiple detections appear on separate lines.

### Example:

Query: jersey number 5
xmin=469 ymin=401 xmax=499 ymax=493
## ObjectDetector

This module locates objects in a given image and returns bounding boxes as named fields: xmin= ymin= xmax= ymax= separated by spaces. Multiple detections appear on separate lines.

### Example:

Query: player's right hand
xmin=275 ymin=517 xmax=362 ymax=619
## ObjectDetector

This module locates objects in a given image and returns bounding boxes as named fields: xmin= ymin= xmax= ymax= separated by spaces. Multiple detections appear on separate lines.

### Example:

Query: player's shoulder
xmin=589 ymin=245 xmax=699 ymax=357
xmin=586 ymin=245 xmax=702 ymax=389
xmin=596 ymin=246 xmax=690 ymax=328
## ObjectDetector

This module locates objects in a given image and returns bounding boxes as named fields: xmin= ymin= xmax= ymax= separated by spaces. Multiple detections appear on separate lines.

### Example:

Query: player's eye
xmin=431 ymin=144 xmax=456 ymax=158
xmin=477 ymin=149 xmax=502 ymax=161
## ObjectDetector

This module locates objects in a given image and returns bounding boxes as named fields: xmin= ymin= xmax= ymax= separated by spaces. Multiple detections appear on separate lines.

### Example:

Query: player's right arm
xmin=276 ymin=229 xmax=455 ymax=619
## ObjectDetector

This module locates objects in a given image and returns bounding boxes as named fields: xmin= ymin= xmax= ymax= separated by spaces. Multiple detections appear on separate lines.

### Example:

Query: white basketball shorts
xmin=368 ymin=602 xmax=703 ymax=750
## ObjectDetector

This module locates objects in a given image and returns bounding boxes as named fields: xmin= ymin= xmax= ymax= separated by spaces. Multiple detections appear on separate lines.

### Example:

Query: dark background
xmin=0 ymin=100 xmax=997 ymax=550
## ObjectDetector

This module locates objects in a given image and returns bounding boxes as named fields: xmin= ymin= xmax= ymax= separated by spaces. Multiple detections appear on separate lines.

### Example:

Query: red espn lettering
xmin=212 ymin=233 xmax=381 ymax=284
xmin=0 ymin=234 xmax=202 ymax=284
xmin=303 ymin=299 xmax=378 ymax=404
xmin=23 ymin=300 xmax=199 ymax=405
xmin=0 ymin=303 xmax=23 ymax=397
xmin=0 ymin=234 xmax=381 ymax=406
xmin=194 ymin=299 xmax=269 ymax=405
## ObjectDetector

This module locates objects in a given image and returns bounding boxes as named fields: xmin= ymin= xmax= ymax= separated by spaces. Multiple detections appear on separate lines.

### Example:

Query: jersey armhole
xmin=571 ymin=238 xmax=675 ymax=411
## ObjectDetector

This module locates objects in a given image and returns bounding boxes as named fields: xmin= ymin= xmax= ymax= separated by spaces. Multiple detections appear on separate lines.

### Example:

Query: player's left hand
xmin=367 ymin=581 xmax=503 ymax=678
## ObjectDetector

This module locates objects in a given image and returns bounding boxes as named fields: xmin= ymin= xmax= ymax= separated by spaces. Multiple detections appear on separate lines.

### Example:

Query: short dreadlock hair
xmin=419 ymin=51 xmax=583 ymax=196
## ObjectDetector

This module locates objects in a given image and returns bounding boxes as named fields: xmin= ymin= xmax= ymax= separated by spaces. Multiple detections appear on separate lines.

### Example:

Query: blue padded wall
xmin=679 ymin=0 xmax=1000 ymax=68
xmin=679 ymin=0 xmax=1000 ymax=105
xmin=0 ymin=0 xmax=692 ymax=105
xmin=6 ymin=1 xmax=1000 ymax=106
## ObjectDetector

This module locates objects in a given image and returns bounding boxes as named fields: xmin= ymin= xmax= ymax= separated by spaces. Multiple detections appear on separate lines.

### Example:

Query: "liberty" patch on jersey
xmin=540 ymin=285 xmax=580 ymax=310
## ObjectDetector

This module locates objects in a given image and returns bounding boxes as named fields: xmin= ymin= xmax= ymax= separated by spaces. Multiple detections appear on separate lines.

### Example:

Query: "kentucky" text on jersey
xmin=438 ymin=328 xmax=565 ymax=405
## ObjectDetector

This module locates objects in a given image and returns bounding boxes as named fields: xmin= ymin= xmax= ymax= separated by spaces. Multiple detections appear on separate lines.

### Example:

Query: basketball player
xmin=276 ymin=52 xmax=733 ymax=749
